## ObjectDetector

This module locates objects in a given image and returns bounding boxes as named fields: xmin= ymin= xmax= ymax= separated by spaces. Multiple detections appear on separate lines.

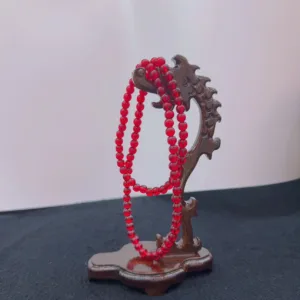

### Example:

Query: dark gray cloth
xmin=1 ymin=179 xmax=300 ymax=300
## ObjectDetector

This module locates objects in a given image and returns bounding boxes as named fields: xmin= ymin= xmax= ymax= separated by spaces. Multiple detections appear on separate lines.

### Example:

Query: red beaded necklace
xmin=115 ymin=57 xmax=188 ymax=260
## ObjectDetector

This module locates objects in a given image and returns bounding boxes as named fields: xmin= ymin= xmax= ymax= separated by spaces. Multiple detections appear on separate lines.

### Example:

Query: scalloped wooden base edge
xmin=88 ymin=241 xmax=213 ymax=296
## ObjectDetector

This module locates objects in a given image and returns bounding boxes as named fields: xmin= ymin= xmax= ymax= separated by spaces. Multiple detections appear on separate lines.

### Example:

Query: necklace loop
xmin=115 ymin=57 xmax=188 ymax=260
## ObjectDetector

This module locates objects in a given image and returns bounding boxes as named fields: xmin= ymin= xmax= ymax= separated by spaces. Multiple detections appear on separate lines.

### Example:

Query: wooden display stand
xmin=88 ymin=55 xmax=222 ymax=296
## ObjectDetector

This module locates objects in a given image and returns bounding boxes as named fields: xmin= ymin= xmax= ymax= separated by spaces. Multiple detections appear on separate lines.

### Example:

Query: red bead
xmin=127 ymin=225 xmax=134 ymax=232
xmin=124 ymin=188 xmax=131 ymax=195
xmin=179 ymin=148 xmax=187 ymax=157
xmin=150 ymin=70 xmax=159 ymax=80
xmin=135 ymin=111 xmax=143 ymax=119
xmin=122 ymin=101 xmax=129 ymax=110
xmin=169 ymin=154 xmax=178 ymax=163
xmin=125 ymin=161 xmax=133 ymax=168
xmin=123 ymin=93 xmax=131 ymax=101
xmin=123 ymin=209 xmax=131 ymax=217
xmin=128 ymin=178 xmax=136 ymax=186
xmin=131 ymin=236 xmax=140 ymax=245
xmin=178 ymin=122 xmax=187 ymax=131
xmin=123 ymin=195 xmax=131 ymax=202
xmin=136 ymin=103 xmax=144 ymax=111
xmin=179 ymin=131 xmax=188 ymax=140
xmin=134 ymin=243 xmax=143 ymax=251
xmin=146 ymin=63 xmax=154 ymax=72
xmin=175 ymin=96 xmax=183 ymax=105
xmin=169 ymin=163 xmax=178 ymax=171
xmin=169 ymin=145 xmax=179 ymax=154
xmin=163 ymin=103 xmax=172 ymax=111
xmin=176 ymin=105 xmax=185 ymax=114
xmin=129 ymin=148 xmax=136 ymax=155
xmin=116 ymin=131 xmax=124 ymax=139
xmin=120 ymin=108 xmax=128 ymax=117
xmin=168 ymin=80 xmax=177 ymax=90
xmin=140 ymin=185 xmax=147 ymax=193
xmin=127 ymin=154 xmax=134 ymax=161
xmin=131 ymin=133 xmax=139 ymax=140
xmin=123 ymin=174 xmax=131 ymax=181
xmin=171 ymin=226 xmax=180 ymax=235
xmin=129 ymin=79 xmax=134 ymax=87
xmin=137 ymin=94 xmax=145 ymax=103
xmin=115 ymin=138 xmax=123 ymax=146
xmin=173 ymin=187 xmax=182 ymax=196
xmin=168 ymin=137 xmax=177 ymax=145
xmin=165 ymin=110 xmax=174 ymax=119
xmin=164 ymin=239 xmax=172 ymax=248
xmin=172 ymin=178 xmax=181 ymax=187
xmin=152 ymin=187 xmax=159 ymax=196
xmin=119 ymin=124 xmax=126 ymax=131
xmin=177 ymin=114 xmax=186 ymax=122
xmin=136 ymin=64 xmax=142 ymax=69
xmin=141 ymin=59 xmax=149 ymax=67
xmin=165 ymin=72 xmax=173 ymax=81
xmin=150 ymin=57 xmax=158 ymax=65
xmin=130 ymin=140 xmax=138 ymax=148
xmin=124 ymin=202 xmax=131 ymax=210
xmin=157 ymin=87 xmax=165 ymax=96
xmin=172 ymin=196 xmax=181 ymax=204
xmin=134 ymin=118 xmax=141 ymax=126
xmin=156 ymin=57 xmax=166 ymax=66
xmin=171 ymin=171 xmax=180 ymax=179
xmin=116 ymin=153 xmax=124 ymax=160
xmin=140 ymin=90 xmax=147 ymax=96
xmin=154 ymin=78 xmax=162 ymax=87
xmin=126 ymin=85 xmax=134 ymax=94
xmin=117 ymin=160 xmax=124 ymax=168
xmin=179 ymin=139 xmax=187 ymax=148
xmin=120 ymin=116 xmax=128 ymax=125
xmin=128 ymin=231 xmax=135 ymax=239
xmin=164 ymin=119 xmax=174 ymax=128
xmin=133 ymin=185 xmax=140 ymax=192
xmin=133 ymin=126 xmax=141 ymax=133
xmin=140 ymin=248 xmax=149 ymax=258
xmin=125 ymin=217 xmax=133 ymax=224
xmin=160 ymin=64 xmax=169 ymax=74
xmin=161 ymin=94 xmax=170 ymax=103
xmin=116 ymin=145 xmax=123 ymax=153
xmin=166 ymin=128 xmax=175 ymax=137
xmin=146 ymin=189 xmax=153 ymax=197
xmin=172 ymin=89 xmax=180 ymax=98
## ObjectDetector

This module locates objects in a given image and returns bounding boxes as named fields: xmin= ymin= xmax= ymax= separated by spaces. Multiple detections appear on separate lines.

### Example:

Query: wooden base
xmin=88 ymin=241 xmax=213 ymax=296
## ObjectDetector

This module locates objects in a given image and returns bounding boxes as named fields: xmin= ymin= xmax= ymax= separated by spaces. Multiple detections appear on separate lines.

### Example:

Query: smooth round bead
xmin=169 ymin=145 xmax=179 ymax=154
xmin=120 ymin=117 xmax=128 ymax=125
xmin=136 ymin=103 xmax=144 ymax=111
xmin=123 ymin=93 xmax=131 ymax=101
xmin=133 ymin=126 xmax=141 ymax=133
xmin=179 ymin=131 xmax=188 ymax=140
xmin=156 ymin=57 xmax=166 ymax=66
xmin=165 ymin=110 xmax=174 ymax=119
xmin=126 ymin=85 xmax=134 ymax=94
xmin=115 ymin=138 xmax=123 ymax=146
xmin=178 ymin=122 xmax=187 ymax=131
xmin=160 ymin=64 xmax=169 ymax=74
xmin=141 ymin=59 xmax=149 ymax=67
xmin=177 ymin=114 xmax=186 ymax=122
xmin=135 ymin=111 xmax=143 ymax=119
xmin=157 ymin=87 xmax=165 ymax=96
xmin=166 ymin=128 xmax=175 ymax=137
xmin=154 ymin=78 xmax=162 ymax=87
xmin=137 ymin=95 xmax=145 ymax=103
xmin=179 ymin=140 xmax=187 ymax=148
xmin=176 ymin=105 xmax=185 ymax=114
xmin=164 ymin=119 xmax=174 ymax=128
xmin=167 ymin=136 xmax=177 ymax=145
xmin=134 ymin=119 xmax=142 ymax=127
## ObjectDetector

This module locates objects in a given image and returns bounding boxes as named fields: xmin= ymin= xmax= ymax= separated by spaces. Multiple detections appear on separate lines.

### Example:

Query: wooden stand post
xmin=88 ymin=55 xmax=222 ymax=296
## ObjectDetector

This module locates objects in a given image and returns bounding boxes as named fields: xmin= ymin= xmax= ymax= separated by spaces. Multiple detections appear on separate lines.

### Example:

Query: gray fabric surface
xmin=1 ymin=179 xmax=300 ymax=299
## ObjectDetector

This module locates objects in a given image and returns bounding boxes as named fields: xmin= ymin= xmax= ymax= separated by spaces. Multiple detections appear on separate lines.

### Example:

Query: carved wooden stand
xmin=88 ymin=55 xmax=221 ymax=296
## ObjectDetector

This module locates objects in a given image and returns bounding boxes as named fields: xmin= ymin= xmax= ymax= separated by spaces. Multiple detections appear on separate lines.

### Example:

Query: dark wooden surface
xmin=88 ymin=242 xmax=212 ymax=296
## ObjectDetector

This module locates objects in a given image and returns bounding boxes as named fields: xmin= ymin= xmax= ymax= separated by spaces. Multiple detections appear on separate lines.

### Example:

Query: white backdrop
xmin=1 ymin=0 xmax=300 ymax=212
